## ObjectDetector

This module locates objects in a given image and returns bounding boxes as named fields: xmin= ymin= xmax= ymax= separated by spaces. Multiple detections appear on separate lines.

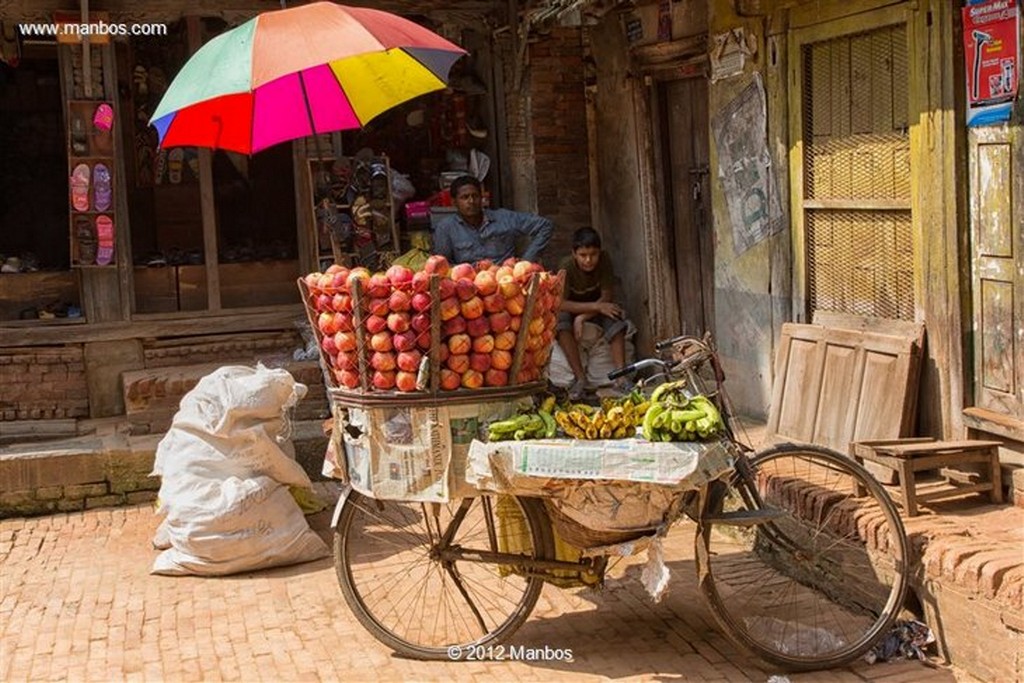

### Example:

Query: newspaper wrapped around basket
xmin=298 ymin=260 xmax=564 ymax=398
xmin=467 ymin=438 xmax=735 ymax=550
xmin=324 ymin=392 xmax=537 ymax=501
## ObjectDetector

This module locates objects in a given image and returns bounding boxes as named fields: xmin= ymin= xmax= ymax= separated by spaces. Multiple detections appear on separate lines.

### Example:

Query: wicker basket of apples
xmin=299 ymin=255 xmax=564 ymax=407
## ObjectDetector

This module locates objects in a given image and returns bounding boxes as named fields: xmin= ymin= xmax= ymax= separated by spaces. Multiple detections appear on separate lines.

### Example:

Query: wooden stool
xmin=850 ymin=438 xmax=1004 ymax=516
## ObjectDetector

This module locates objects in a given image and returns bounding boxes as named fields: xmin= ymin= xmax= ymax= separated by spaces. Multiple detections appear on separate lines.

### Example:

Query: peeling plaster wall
xmin=705 ymin=0 xmax=790 ymax=418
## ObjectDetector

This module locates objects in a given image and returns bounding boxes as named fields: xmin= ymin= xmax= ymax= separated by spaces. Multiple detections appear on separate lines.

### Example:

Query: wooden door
xmin=658 ymin=78 xmax=713 ymax=336
xmin=968 ymin=125 xmax=1024 ymax=425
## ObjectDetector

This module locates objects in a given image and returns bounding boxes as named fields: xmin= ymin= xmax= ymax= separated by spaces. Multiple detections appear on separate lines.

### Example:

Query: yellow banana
xmin=555 ymin=411 xmax=586 ymax=439
xmin=571 ymin=403 xmax=595 ymax=416
xmin=570 ymin=411 xmax=591 ymax=431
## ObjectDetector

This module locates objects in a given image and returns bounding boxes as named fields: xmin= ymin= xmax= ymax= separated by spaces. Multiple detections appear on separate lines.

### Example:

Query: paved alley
xmin=1 ymin=483 xmax=964 ymax=682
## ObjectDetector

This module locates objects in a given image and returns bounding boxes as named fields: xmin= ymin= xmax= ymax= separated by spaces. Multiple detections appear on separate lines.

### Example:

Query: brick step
xmin=121 ymin=359 xmax=329 ymax=434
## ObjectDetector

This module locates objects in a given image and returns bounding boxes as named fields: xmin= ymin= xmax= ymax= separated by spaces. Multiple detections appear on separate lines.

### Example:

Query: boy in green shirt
xmin=556 ymin=227 xmax=629 ymax=400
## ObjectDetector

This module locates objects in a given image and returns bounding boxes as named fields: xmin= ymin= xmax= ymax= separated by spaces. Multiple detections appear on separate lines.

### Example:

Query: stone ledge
xmin=0 ymin=420 xmax=328 ymax=519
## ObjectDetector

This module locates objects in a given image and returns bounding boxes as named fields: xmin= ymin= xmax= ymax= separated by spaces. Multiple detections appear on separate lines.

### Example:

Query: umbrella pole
xmin=298 ymin=69 xmax=328 ymax=162
xmin=300 ymin=69 xmax=344 ymax=265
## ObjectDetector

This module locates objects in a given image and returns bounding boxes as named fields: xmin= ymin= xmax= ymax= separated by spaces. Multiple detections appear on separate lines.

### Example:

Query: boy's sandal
xmin=70 ymin=163 xmax=91 ymax=212
xmin=92 ymin=163 xmax=112 ymax=211
xmin=95 ymin=214 xmax=115 ymax=247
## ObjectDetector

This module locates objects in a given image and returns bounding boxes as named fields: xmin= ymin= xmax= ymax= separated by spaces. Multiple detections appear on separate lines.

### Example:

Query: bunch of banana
xmin=554 ymin=402 xmax=636 ymax=440
xmin=601 ymin=390 xmax=651 ymax=427
xmin=641 ymin=380 xmax=724 ymax=442
xmin=487 ymin=410 xmax=556 ymax=441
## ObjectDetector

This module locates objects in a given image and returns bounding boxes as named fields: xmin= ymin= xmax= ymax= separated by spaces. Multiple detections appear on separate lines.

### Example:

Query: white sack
xmin=548 ymin=321 xmax=636 ymax=389
xmin=152 ymin=476 xmax=328 ymax=576
xmin=151 ymin=364 xmax=328 ymax=576
xmin=547 ymin=343 xmax=580 ymax=389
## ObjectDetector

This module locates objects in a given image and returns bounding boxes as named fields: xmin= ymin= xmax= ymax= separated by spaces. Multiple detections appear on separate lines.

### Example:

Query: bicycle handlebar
xmin=654 ymin=334 xmax=692 ymax=351
xmin=607 ymin=358 xmax=668 ymax=380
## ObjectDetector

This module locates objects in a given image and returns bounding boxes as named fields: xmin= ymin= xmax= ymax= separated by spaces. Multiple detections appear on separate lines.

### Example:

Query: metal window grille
xmin=802 ymin=24 xmax=914 ymax=320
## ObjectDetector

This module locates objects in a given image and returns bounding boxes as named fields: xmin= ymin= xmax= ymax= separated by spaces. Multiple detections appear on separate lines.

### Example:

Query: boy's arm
xmin=559 ymin=261 xmax=622 ymax=317
xmin=559 ymin=295 xmax=623 ymax=319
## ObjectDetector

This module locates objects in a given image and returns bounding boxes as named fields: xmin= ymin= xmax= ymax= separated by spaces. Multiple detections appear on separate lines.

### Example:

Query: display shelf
xmin=307 ymin=154 xmax=398 ymax=270
xmin=66 ymin=99 xmax=117 ymax=269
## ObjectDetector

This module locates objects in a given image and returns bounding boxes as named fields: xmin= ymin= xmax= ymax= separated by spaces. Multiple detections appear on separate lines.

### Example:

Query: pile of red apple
xmin=303 ymin=255 xmax=563 ymax=393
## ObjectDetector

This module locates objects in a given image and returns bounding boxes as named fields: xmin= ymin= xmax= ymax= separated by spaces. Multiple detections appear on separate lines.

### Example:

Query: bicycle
xmin=329 ymin=334 xmax=909 ymax=671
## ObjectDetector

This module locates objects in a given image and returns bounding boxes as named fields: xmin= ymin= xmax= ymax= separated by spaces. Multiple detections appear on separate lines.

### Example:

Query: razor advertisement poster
xmin=963 ymin=0 xmax=1020 ymax=126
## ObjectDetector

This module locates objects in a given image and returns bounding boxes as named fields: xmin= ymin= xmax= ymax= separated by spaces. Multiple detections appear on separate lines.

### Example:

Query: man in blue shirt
xmin=432 ymin=176 xmax=554 ymax=265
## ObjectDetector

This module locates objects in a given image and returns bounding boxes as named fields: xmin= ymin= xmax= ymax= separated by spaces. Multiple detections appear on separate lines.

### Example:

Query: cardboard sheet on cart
xmin=466 ymin=438 xmax=734 ymax=493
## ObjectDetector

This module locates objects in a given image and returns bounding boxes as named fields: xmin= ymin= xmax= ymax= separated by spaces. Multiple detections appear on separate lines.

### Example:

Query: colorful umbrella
xmin=150 ymin=2 xmax=466 ymax=154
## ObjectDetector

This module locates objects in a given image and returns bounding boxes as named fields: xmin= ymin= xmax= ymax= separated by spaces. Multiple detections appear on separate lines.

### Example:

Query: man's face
xmin=454 ymin=184 xmax=482 ymax=221
xmin=573 ymin=246 xmax=601 ymax=273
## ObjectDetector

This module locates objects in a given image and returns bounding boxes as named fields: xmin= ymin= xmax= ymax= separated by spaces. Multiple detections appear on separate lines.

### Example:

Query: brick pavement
xmin=1 ymin=482 xmax=966 ymax=683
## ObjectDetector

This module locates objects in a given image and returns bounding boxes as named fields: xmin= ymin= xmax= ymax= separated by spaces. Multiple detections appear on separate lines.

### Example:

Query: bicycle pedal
xmin=703 ymin=507 xmax=787 ymax=527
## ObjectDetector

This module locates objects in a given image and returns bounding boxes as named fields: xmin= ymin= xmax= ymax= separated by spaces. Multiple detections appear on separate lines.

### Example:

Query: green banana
xmin=642 ymin=404 xmax=665 ymax=438
xmin=538 ymin=410 xmax=556 ymax=438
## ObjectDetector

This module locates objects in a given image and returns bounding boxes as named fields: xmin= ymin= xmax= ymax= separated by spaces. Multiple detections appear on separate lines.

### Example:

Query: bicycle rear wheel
xmin=696 ymin=444 xmax=909 ymax=671
xmin=335 ymin=491 xmax=552 ymax=660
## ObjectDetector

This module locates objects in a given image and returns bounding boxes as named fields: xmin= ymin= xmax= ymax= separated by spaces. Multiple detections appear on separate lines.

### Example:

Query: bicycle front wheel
xmin=697 ymin=444 xmax=909 ymax=671
xmin=335 ymin=491 xmax=553 ymax=660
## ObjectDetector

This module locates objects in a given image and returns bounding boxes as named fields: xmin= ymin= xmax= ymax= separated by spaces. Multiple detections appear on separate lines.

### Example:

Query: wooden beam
xmin=789 ymin=0 xmax=910 ymax=29
xmin=185 ymin=16 xmax=221 ymax=311
xmin=81 ymin=0 xmax=91 ymax=99
xmin=0 ymin=307 xmax=304 ymax=348
xmin=631 ymin=34 xmax=707 ymax=65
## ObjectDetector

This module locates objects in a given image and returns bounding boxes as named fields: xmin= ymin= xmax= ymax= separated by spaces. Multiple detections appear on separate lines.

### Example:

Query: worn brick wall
xmin=0 ymin=346 xmax=89 ymax=420
xmin=529 ymin=27 xmax=592 ymax=269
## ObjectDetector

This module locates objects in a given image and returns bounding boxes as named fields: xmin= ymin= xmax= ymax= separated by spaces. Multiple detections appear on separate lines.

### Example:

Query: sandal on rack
xmin=70 ymin=163 xmax=91 ymax=212
xmin=76 ymin=217 xmax=97 ymax=265
xmin=92 ymin=103 xmax=114 ymax=155
xmin=95 ymin=215 xmax=115 ymax=266
xmin=92 ymin=163 xmax=112 ymax=211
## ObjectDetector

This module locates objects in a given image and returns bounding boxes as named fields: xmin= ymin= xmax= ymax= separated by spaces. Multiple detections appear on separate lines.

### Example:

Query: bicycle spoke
xmin=336 ymin=493 xmax=546 ymax=656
